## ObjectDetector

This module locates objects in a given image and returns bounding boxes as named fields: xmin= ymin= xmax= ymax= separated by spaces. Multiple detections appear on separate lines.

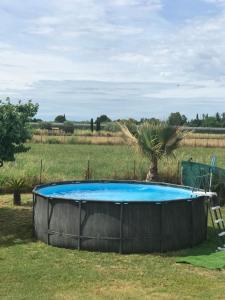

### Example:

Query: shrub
xmin=63 ymin=121 xmax=75 ymax=134
xmin=68 ymin=137 xmax=78 ymax=144
xmin=41 ymin=122 xmax=52 ymax=130
xmin=55 ymin=115 xmax=66 ymax=123
xmin=6 ymin=177 xmax=26 ymax=205
xmin=46 ymin=138 xmax=62 ymax=144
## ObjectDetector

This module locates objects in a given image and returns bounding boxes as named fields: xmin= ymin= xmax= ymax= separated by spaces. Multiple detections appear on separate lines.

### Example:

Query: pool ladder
xmin=209 ymin=197 xmax=225 ymax=251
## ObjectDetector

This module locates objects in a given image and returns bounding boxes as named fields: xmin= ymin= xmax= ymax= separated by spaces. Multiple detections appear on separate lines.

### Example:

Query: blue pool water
xmin=35 ymin=182 xmax=199 ymax=202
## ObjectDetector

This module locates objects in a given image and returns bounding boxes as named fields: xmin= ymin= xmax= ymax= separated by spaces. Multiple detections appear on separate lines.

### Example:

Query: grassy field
xmin=2 ymin=144 xmax=225 ymax=299
xmin=33 ymin=134 xmax=126 ymax=145
xmin=32 ymin=130 xmax=225 ymax=148
xmin=1 ymin=194 xmax=225 ymax=299
xmin=1 ymin=143 xmax=225 ymax=192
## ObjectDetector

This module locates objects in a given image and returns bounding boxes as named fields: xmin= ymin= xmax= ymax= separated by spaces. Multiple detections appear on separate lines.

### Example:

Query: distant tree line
xmin=117 ymin=113 xmax=225 ymax=128
xmin=39 ymin=114 xmax=113 ymax=133
xmin=33 ymin=112 xmax=225 ymax=129
xmin=167 ymin=112 xmax=225 ymax=128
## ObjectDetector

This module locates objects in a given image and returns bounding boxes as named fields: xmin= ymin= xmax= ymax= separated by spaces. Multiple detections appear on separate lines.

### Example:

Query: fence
xmin=181 ymin=160 xmax=225 ymax=204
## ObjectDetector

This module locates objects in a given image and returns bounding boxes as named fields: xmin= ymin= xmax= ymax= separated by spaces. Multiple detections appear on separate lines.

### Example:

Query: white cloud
xmin=1 ymin=0 xmax=225 ymax=119
xmin=111 ymin=53 xmax=152 ymax=63
xmin=109 ymin=0 xmax=162 ymax=10
xmin=203 ymin=0 xmax=225 ymax=5
xmin=144 ymin=80 xmax=225 ymax=98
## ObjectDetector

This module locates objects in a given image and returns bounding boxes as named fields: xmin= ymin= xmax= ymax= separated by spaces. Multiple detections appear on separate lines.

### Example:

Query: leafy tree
xmin=41 ymin=122 xmax=52 ymax=130
xmin=96 ymin=115 xmax=111 ymax=123
xmin=90 ymin=118 xmax=94 ymax=132
xmin=123 ymin=119 xmax=138 ymax=136
xmin=96 ymin=118 xmax=101 ymax=131
xmin=31 ymin=118 xmax=42 ymax=122
xmin=201 ymin=116 xmax=218 ymax=127
xmin=189 ymin=114 xmax=201 ymax=127
xmin=0 ymin=99 xmax=39 ymax=166
xmin=216 ymin=112 xmax=221 ymax=123
xmin=221 ymin=113 xmax=225 ymax=127
xmin=140 ymin=118 xmax=160 ymax=124
xmin=63 ymin=121 xmax=74 ymax=134
xmin=168 ymin=112 xmax=187 ymax=126
xmin=55 ymin=114 xmax=66 ymax=123
xmin=120 ymin=122 xmax=183 ymax=181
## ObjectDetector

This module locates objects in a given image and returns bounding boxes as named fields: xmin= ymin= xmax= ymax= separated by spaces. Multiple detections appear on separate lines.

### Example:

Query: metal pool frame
xmin=32 ymin=180 xmax=208 ymax=254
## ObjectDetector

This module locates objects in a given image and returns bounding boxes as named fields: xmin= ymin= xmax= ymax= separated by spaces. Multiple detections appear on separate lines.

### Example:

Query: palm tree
xmin=120 ymin=122 xmax=184 ymax=181
xmin=6 ymin=177 xmax=25 ymax=205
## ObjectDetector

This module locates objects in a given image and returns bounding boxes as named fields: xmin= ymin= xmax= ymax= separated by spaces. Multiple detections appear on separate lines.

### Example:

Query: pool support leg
xmin=78 ymin=201 xmax=82 ymax=250
xmin=119 ymin=203 xmax=124 ymax=254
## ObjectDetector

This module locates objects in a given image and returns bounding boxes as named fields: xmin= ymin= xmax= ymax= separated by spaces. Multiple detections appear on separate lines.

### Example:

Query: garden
xmin=2 ymin=100 xmax=225 ymax=299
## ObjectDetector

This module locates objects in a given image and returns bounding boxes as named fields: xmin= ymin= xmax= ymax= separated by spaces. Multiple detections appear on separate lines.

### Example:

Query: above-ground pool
xmin=33 ymin=181 xmax=208 ymax=253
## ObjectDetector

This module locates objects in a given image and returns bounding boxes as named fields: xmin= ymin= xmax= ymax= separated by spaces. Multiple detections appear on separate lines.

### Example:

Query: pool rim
xmin=33 ymin=180 xmax=205 ymax=203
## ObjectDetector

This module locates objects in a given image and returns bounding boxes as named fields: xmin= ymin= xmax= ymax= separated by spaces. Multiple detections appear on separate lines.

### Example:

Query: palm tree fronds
xmin=117 ymin=122 xmax=138 ymax=146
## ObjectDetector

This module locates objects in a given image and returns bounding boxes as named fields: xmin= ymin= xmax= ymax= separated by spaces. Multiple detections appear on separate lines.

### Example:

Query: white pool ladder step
xmin=217 ymin=246 xmax=225 ymax=251
xmin=215 ymin=218 xmax=224 ymax=224
xmin=211 ymin=206 xmax=221 ymax=211
xmin=209 ymin=201 xmax=225 ymax=251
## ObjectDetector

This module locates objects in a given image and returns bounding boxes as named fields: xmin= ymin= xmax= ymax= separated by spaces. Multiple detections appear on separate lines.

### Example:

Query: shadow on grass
xmin=0 ymin=206 xmax=34 ymax=248
xmin=165 ymin=227 xmax=218 ymax=259
xmin=22 ymin=202 xmax=33 ymax=207
xmin=162 ymin=226 xmax=225 ymax=270
xmin=163 ymin=227 xmax=220 ymax=258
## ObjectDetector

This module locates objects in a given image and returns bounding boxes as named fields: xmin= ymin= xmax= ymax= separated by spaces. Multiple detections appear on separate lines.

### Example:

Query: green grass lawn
xmin=1 ymin=143 xmax=225 ymax=191
xmin=1 ymin=195 xmax=225 ymax=299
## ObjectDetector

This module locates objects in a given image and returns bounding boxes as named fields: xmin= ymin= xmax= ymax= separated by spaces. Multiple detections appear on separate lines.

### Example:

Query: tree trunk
xmin=146 ymin=158 xmax=158 ymax=181
xmin=13 ymin=190 xmax=21 ymax=206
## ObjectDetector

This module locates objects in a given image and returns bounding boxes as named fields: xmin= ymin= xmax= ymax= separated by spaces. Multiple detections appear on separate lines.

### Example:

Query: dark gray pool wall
xmin=33 ymin=182 xmax=208 ymax=254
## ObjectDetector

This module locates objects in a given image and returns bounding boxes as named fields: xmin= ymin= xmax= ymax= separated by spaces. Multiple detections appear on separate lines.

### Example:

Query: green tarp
xmin=181 ymin=161 xmax=225 ymax=203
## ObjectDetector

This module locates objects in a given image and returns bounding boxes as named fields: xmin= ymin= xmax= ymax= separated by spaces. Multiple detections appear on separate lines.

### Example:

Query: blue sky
xmin=0 ymin=0 xmax=225 ymax=120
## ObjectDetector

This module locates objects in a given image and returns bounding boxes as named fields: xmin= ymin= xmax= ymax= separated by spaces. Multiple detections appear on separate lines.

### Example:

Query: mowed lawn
xmin=1 ymin=195 xmax=225 ymax=299
xmin=2 ymin=144 xmax=225 ymax=299
xmin=1 ymin=143 xmax=225 ymax=189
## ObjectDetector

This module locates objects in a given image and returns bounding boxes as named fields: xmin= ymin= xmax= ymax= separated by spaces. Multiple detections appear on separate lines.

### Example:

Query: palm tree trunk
xmin=146 ymin=157 xmax=158 ymax=181
xmin=13 ymin=190 xmax=21 ymax=206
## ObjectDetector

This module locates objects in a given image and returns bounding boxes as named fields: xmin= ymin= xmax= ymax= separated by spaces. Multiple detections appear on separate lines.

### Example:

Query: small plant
xmin=41 ymin=122 xmax=52 ymax=130
xmin=63 ymin=121 xmax=75 ymax=134
xmin=68 ymin=137 xmax=78 ymax=144
xmin=6 ymin=177 xmax=26 ymax=206
xmin=46 ymin=138 xmax=62 ymax=144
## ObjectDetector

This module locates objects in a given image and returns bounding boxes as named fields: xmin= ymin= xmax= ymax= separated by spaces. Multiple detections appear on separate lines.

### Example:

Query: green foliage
xmin=46 ymin=138 xmax=62 ymax=144
xmin=5 ymin=176 xmax=26 ymax=205
xmin=168 ymin=112 xmax=187 ymax=126
xmin=96 ymin=114 xmax=111 ymax=123
xmin=103 ymin=122 xmax=120 ymax=132
xmin=0 ymin=99 xmax=38 ymax=164
xmin=137 ymin=123 xmax=183 ymax=160
xmin=140 ymin=117 xmax=161 ymax=124
xmin=96 ymin=118 xmax=101 ymax=131
xmin=188 ymin=112 xmax=225 ymax=128
xmin=40 ymin=122 xmax=52 ymax=130
xmin=54 ymin=114 xmax=66 ymax=123
xmin=121 ymin=122 xmax=183 ymax=180
xmin=90 ymin=118 xmax=94 ymax=132
xmin=63 ymin=121 xmax=75 ymax=134
xmin=123 ymin=120 xmax=138 ymax=136
xmin=2 ymin=143 xmax=225 ymax=192
xmin=6 ymin=177 xmax=26 ymax=191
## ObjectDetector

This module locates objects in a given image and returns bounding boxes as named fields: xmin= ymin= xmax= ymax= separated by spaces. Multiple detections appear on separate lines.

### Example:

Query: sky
xmin=0 ymin=0 xmax=225 ymax=120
